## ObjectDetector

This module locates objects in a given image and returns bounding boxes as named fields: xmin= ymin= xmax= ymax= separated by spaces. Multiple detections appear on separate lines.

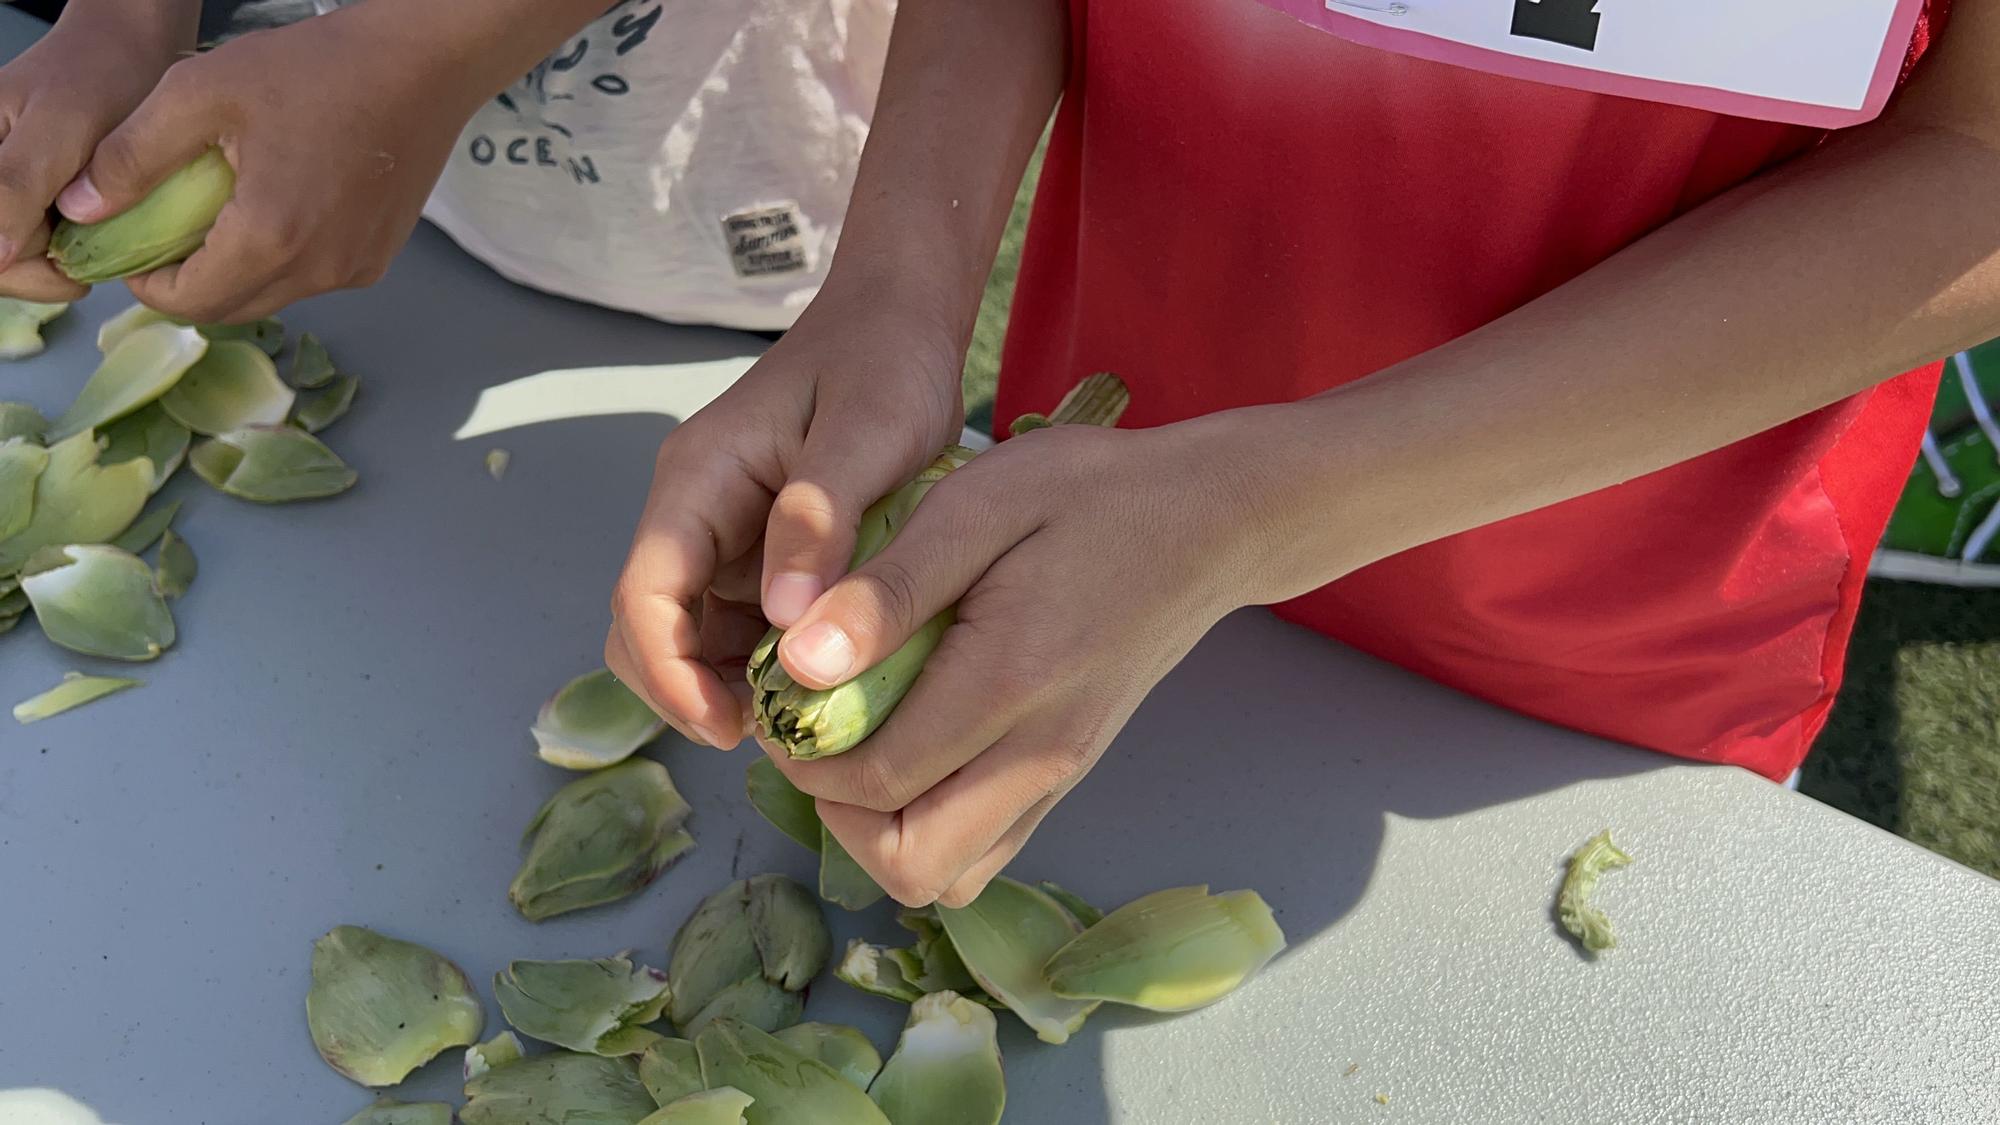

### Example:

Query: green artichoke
xmin=50 ymin=149 xmax=234 ymax=283
xmin=748 ymin=372 xmax=1130 ymax=761
xmin=747 ymin=446 xmax=973 ymax=759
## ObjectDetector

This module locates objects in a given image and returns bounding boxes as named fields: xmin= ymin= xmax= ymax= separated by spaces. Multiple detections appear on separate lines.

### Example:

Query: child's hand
xmin=55 ymin=6 xmax=478 ymax=323
xmin=0 ymin=1 xmax=194 ymax=302
xmin=605 ymin=289 xmax=968 ymax=750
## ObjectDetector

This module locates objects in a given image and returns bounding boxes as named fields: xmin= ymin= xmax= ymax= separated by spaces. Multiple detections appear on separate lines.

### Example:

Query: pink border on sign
xmin=1255 ymin=0 xmax=1927 ymax=128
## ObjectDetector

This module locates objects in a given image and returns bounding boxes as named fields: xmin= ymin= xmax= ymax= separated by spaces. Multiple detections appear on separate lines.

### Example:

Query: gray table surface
xmin=1 ymin=11 xmax=1996 ymax=1123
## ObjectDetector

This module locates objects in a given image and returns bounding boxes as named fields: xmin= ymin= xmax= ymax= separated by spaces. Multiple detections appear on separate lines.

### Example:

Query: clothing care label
xmin=1257 ymin=0 xmax=1924 ymax=126
xmin=722 ymin=203 xmax=814 ymax=279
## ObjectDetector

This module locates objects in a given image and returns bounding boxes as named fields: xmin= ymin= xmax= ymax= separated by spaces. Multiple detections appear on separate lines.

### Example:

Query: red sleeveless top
xmin=998 ymin=1 xmax=1951 ymax=780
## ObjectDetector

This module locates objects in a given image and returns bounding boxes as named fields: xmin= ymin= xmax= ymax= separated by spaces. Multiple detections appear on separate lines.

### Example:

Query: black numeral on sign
xmin=1510 ymin=0 xmax=1600 ymax=51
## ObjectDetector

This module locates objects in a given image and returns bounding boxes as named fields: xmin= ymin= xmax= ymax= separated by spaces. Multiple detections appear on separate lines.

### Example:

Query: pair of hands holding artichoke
xmin=604 ymin=287 xmax=1311 ymax=911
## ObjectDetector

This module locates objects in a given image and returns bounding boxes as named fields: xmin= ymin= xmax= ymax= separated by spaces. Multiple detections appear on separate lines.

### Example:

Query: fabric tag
xmin=723 ymin=203 xmax=813 ymax=279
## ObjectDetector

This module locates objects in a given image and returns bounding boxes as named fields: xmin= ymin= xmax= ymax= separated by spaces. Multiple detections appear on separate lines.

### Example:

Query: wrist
xmin=819 ymin=236 xmax=990 ymax=357
xmin=798 ymin=270 xmax=976 ymax=399
xmin=1150 ymin=401 xmax=1388 ymax=609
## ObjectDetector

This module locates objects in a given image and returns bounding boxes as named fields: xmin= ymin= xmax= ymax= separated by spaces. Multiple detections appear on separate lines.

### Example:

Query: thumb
xmin=760 ymin=411 xmax=943 ymax=629
xmin=58 ymin=79 xmax=222 ymax=223
xmin=776 ymin=462 xmax=1028 ymax=690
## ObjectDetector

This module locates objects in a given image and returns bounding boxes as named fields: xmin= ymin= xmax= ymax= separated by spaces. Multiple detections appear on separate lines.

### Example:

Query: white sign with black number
xmin=1256 ymin=0 xmax=1925 ymax=126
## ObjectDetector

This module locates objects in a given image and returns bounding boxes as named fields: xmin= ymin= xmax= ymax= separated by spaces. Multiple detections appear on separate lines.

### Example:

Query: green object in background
xmin=1875 ymin=349 xmax=2000 ymax=585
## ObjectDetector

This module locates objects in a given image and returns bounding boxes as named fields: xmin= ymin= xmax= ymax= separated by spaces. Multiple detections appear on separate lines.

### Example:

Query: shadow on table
xmin=997 ymin=608 xmax=1660 ymax=1119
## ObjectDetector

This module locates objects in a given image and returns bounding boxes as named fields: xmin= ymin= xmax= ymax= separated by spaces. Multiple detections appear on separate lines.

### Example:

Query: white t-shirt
xmin=415 ymin=0 xmax=892 ymax=332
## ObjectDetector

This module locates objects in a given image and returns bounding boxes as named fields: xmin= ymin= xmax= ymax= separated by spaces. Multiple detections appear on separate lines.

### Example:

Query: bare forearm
xmin=827 ymin=0 xmax=1069 ymax=348
xmin=333 ymin=0 xmax=611 ymax=112
xmin=59 ymin=0 xmax=199 ymax=53
xmin=1214 ymin=55 xmax=2000 ymax=602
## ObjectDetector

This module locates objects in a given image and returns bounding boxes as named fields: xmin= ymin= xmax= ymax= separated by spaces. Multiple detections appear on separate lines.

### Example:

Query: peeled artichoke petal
xmin=508 ymin=757 xmax=693 ymax=921
xmin=339 ymin=1100 xmax=453 ymax=1125
xmin=109 ymin=498 xmax=179 ymax=555
xmin=820 ymin=824 xmax=886 ymax=911
xmin=693 ymin=1019 xmax=889 ymax=1125
xmin=0 ymin=437 xmax=49 ymax=542
xmin=306 ymin=925 xmax=484 ymax=1088
xmin=744 ymin=758 xmax=821 ymax=852
xmin=14 ymin=671 xmax=142 ymax=724
xmin=48 ymin=322 xmax=207 ymax=441
xmin=532 ymin=667 xmax=667 ymax=770
xmin=0 ymin=297 xmax=67 ymax=359
xmin=189 ymin=424 xmax=356 ymax=502
xmin=159 ymin=339 xmax=295 ymax=435
xmin=669 ymin=875 xmax=824 ymax=1036
xmin=867 ymin=992 xmax=1006 ymax=1125
xmin=462 ymin=1031 xmax=524 ymax=1081
xmin=294 ymin=372 xmax=358 ymax=434
xmin=747 ymin=873 xmax=831 ymax=991
xmin=20 ymin=544 xmax=175 ymax=661
xmin=95 ymin=304 xmax=173 ymax=353
xmin=1042 ymin=885 xmax=1286 ymax=1012
xmin=291 ymin=330 xmax=337 ymax=388
xmin=678 ymin=975 xmax=803 ymax=1042
xmin=0 ymin=402 xmax=46 ymax=442
xmin=1038 ymin=882 xmax=1105 ymax=928
xmin=461 ymin=1052 xmax=656 ymax=1125
xmin=155 ymin=528 xmax=196 ymax=598
xmin=772 ymin=1023 xmax=882 ymax=1091
xmin=638 ymin=1037 xmax=706 ymax=1105
xmin=492 ymin=953 xmax=671 ymax=1056
xmin=0 ymin=429 xmax=152 ymax=575
xmin=639 ymin=1086 xmax=756 ymax=1125
xmin=199 ymin=316 xmax=284 ymax=356
xmin=834 ymin=940 xmax=923 ymax=1005
xmin=937 ymin=877 xmax=1096 ymax=1045
xmin=100 ymin=405 xmax=190 ymax=493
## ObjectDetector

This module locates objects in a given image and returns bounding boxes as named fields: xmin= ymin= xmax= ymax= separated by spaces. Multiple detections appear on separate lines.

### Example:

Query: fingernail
xmin=783 ymin=621 xmax=856 ymax=685
xmin=694 ymin=722 xmax=736 ymax=750
xmin=764 ymin=572 xmax=823 ymax=628
xmin=57 ymin=175 xmax=102 ymax=220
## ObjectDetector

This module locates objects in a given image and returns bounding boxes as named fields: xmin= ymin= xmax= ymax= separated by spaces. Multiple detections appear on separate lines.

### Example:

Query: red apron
xmin=997 ymin=0 xmax=1950 ymax=780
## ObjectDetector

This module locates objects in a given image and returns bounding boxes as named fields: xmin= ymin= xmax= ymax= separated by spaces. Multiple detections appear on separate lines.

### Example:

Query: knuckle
xmin=609 ymin=577 xmax=645 ymax=624
xmin=850 ymin=755 xmax=914 ymax=814
xmin=153 ymin=61 xmax=200 ymax=100
xmin=770 ymin=480 xmax=842 ymax=542
xmin=87 ymin=131 xmax=143 ymax=186
xmin=165 ymin=294 xmax=235 ymax=326
xmin=1039 ymin=732 xmax=1096 ymax=787
xmin=851 ymin=557 xmax=922 ymax=635
xmin=879 ymin=865 xmax=948 ymax=909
